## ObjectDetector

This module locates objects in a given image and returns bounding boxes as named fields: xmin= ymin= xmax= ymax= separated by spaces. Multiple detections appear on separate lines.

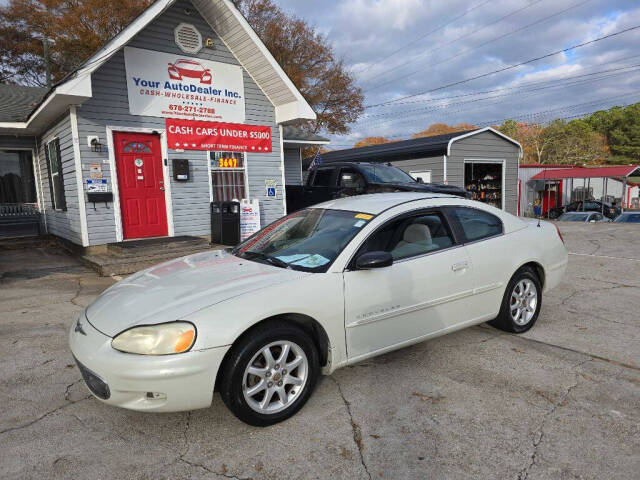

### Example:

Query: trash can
xmin=211 ymin=201 xmax=241 ymax=246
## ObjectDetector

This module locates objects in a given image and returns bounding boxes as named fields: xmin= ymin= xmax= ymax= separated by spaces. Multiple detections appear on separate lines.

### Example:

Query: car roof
xmin=312 ymin=192 xmax=457 ymax=214
xmin=562 ymin=211 xmax=591 ymax=215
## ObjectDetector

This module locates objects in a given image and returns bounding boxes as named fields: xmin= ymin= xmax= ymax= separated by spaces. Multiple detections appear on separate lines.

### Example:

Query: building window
xmin=210 ymin=151 xmax=246 ymax=202
xmin=0 ymin=149 xmax=37 ymax=204
xmin=46 ymin=138 xmax=66 ymax=211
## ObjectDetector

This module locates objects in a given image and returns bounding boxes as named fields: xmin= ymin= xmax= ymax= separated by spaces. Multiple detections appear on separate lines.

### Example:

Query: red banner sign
xmin=166 ymin=119 xmax=272 ymax=152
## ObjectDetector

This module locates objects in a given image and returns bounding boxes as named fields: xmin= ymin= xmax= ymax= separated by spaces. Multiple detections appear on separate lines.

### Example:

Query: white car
xmin=70 ymin=193 xmax=567 ymax=426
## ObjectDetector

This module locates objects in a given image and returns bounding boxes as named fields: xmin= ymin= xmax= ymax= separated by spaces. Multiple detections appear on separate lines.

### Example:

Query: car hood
xmin=85 ymin=249 xmax=309 ymax=337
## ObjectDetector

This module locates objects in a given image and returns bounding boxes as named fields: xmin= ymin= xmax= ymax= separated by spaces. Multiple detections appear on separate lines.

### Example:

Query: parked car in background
xmin=557 ymin=212 xmax=608 ymax=223
xmin=547 ymin=200 xmax=621 ymax=219
xmin=70 ymin=193 xmax=567 ymax=426
xmin=286 ymin=162 xmax=469 ymax=212
xmin=613 ymin=212 xmax=640 ymax=223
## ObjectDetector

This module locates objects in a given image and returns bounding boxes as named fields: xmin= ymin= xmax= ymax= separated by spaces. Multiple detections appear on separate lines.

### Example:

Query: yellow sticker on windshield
xmin=355 ymin=213 xmax=373 ymax=220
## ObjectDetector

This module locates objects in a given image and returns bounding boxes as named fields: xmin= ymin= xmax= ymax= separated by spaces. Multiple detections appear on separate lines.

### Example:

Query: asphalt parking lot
xmin=1 ymin=224 xmax=638 ymax=480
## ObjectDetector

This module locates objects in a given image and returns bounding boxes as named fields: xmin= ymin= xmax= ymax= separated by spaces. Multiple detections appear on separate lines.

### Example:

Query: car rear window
xmin=449 ymin=207 xmax=503 ymax=242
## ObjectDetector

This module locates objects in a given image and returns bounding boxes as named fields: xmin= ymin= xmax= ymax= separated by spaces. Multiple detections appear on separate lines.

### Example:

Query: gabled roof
xmin=0 ymin=0 xmax=315 ymax=135
xmin=282 ymin=125 xmax=330 ymax=146
xmin=0 ymin=85 xmax=47 ymax=122
xmin=319 ymin=130 xmax=474 ymax=163
xmin=317 ymin=127 xmax=521 ymax=163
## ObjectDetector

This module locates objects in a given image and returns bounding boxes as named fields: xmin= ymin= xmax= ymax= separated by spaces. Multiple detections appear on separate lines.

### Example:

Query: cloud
xmin=276 ymin=0 xmax=640 ymax=148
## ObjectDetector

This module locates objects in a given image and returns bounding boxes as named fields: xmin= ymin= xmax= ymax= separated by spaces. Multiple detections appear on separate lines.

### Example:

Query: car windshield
xmin=178 ymin=61 xmax=203 ymax=70
xmin=558 ymin=213 xmax=589 ymax=222
xmin=358 ymin=164 xmax=415 ymax=184
xmin=614 ymin=213 xmax=640 ymax=223
xmin=232 ymin=208 xmax=373 ymax=272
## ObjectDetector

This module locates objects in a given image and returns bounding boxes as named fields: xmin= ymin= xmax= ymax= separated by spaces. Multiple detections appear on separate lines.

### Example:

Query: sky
xmin=274 ymin=0 xmax=640 ymax=148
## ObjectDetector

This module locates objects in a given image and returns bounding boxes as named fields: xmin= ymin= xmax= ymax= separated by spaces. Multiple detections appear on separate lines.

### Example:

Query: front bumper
xmin=69 ymin=313 xmax=230 ymax=412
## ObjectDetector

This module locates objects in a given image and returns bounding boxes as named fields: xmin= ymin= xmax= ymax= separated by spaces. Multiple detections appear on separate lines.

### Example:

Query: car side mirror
xmin=355 ymin=251 xmax=393 ymax=270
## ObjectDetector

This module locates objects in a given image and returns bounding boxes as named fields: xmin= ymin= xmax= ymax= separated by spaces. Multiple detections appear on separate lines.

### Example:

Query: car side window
xmin=312 ymin=168 xmax=333 ymax=187
xmin=357 ymin=211 xmax=454 ymax=261
xmin=449 ymin=207 xmax=503 ymax=242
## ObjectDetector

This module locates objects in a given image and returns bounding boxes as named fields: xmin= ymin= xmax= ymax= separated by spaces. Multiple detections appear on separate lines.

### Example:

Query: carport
xmin=530 ymin=165 xmax=640 ymax=216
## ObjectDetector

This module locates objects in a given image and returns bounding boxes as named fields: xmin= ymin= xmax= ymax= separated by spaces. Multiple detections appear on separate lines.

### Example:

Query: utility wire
xmin=357 ymin=65 xmax=640 ymax=125
xmin=326 ymin=93 xmax=640 ymax=148
xmin=360 ymin=0 xmax=547 ymax=86
xmin=364 ymin=24 xmax=640 ymax=109
xmin=362 ymin=0 xmax=590 ymax=93
xmin=366 ymin=52 xmax=640 ymax=109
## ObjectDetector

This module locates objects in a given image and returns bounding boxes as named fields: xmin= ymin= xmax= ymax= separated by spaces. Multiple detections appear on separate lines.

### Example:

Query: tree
xmin=353 ymin=136 xmax=395 ymax=148
xmin=411 ymin=122 xmax=476 ymax=139
xmin=543 ymin=119 xmax=609 ymax=165
xmin=1 ymin=0 xmax=364 ymax=136
xmin=587 ymin=103 xmax=640 ymax=162
xmin=0 ymin=0 xmax=153 ymax=86
xmin=234 ymin=0 xmax=363 ymax=135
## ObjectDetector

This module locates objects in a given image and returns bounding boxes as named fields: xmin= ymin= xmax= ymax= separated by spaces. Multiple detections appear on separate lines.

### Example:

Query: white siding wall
xmin=35 ymin=113 xmax=83 ymax=244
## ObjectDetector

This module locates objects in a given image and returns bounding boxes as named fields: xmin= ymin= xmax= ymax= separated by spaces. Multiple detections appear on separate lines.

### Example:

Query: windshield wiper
xmin=240 ymin=251 xmax=289 ymax=269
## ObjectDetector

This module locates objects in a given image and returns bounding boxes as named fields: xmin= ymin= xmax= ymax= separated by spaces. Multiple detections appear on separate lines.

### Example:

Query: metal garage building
xmin=315 ymin=127 xmax=522 ymax=214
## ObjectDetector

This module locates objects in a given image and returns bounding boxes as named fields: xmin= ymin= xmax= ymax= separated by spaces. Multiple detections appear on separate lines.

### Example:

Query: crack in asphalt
xmin=0 ymin=393 xmax=91 ymax=435
xmin=70 ymin=278 xmax=83 ymax=306
xmin=175 ymin=412 xmax=253 ymax=480
xmin=331 ymin=376 xmax=372 ymax=480
xmin=516 ymin=358 xmax=592 ymax=480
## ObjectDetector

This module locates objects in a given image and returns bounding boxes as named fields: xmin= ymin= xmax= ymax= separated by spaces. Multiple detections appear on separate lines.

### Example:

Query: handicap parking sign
xmin=266 ymin=187 xmax=276 ymax=197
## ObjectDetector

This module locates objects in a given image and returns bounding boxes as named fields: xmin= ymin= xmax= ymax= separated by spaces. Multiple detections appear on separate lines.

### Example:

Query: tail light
xmin=554 ymin=223 xmax=564 ymax=244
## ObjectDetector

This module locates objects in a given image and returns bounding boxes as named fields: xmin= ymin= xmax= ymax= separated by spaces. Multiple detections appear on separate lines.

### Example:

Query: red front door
xmin=114 ymin=132 xmax=168 ymax=239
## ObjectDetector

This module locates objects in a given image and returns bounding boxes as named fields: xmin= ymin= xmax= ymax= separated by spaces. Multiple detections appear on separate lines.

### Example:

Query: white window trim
xmin=45 ymin=136 xmax=65 ymax=211
xmin=279 ymin=125 xmax=287 ymax=214
xmin=208 ymin=151 xmax=249 ymax=202
xmin=106 ymin=126 xmax=175 ymax=243
xmin=463 ymin=158 xmax=507 ymax=211
xmin=69 ymin=106 xmax=89 ymax=246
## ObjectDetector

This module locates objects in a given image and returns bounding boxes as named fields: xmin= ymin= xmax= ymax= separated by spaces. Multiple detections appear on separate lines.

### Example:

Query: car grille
xmin=74 ymin=357 xmax=110 ymax=400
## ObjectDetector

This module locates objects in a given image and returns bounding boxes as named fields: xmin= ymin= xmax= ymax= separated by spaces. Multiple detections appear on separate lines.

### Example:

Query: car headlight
xmin=111 ymin=322 xmax=196 ymax=355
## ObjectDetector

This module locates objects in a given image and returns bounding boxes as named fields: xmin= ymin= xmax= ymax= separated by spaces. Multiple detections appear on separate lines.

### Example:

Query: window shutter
xmin=44 ymin=141 xmax=56 ymax=210
xmin=54 ymin=139 xmax=67 ymax=211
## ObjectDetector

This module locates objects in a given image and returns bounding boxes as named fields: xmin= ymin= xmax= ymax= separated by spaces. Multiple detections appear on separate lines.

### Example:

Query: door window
xmin=209 ymin=151 xmax=246 ymax=201
xmin=311 ymin=168 xmax=333 ymax=187
xmin=448 ymin=207 xmax=502 ymax=242
xmin=358 ymin=211 xmax=454 ymax=261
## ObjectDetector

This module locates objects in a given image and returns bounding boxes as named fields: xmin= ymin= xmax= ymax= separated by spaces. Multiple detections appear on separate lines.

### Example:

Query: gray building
xmin=316 ymin=128 xmax=522 ymax=214
xmin=0 ymin=0 xmax=326 ymax=246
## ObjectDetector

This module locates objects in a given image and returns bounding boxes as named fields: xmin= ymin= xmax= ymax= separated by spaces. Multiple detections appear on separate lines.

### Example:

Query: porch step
xmin=82 ymin=239 xmax=227 ymax=276
xmin=105 ymin=235 xmax=210 ymax=256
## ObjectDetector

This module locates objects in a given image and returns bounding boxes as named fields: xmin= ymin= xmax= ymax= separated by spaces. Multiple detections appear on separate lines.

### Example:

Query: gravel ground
xmin=0 ymin=223 xmax=638 ymax=480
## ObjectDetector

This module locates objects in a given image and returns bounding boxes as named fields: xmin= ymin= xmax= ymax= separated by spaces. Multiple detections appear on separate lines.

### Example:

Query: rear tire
xmin=489 ymin=267 xmax=542 ymax=333
xmin=219 ymin=321 xmax=320 ymax=426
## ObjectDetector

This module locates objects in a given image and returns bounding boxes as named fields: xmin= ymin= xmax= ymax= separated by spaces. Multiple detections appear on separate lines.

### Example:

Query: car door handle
xmin=451 ymin=261 xmax=469 ymax=272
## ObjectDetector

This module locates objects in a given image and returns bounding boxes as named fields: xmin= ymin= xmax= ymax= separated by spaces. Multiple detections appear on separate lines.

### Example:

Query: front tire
xmin=489 ymin=267 xmax=542 ymax=333
xmin=219 ymin=321 xmax=320 ymax=426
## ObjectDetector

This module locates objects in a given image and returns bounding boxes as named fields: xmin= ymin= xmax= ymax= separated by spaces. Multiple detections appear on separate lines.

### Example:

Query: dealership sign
xmin=166 ymin=119 xmax=272 ymax=152
xmin=124 ymin=47 xmax=245 ymax=123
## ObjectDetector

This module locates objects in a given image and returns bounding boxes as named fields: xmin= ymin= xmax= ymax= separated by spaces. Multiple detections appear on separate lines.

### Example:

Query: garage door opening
xmin=465 ymin=161 xmax=504 ymax=210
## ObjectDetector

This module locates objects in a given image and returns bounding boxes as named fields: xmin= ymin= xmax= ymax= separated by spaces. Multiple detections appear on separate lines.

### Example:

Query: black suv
xmin=285 ymin=162 xmax=469 ymax=212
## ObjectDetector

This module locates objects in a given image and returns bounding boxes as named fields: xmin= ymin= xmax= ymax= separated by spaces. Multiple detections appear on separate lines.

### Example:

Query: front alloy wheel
xmin=219 ymin=321 xmax=319 ymax=426
xmin=243 ymin=341 xmax=308 ymax=414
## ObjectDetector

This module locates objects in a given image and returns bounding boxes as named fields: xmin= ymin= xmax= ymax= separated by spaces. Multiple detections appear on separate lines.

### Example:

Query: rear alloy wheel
xmin=489 ymin=267 xmax=542 ymax=333
xmin=220 ymin=321 xmax=319 ymax=426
